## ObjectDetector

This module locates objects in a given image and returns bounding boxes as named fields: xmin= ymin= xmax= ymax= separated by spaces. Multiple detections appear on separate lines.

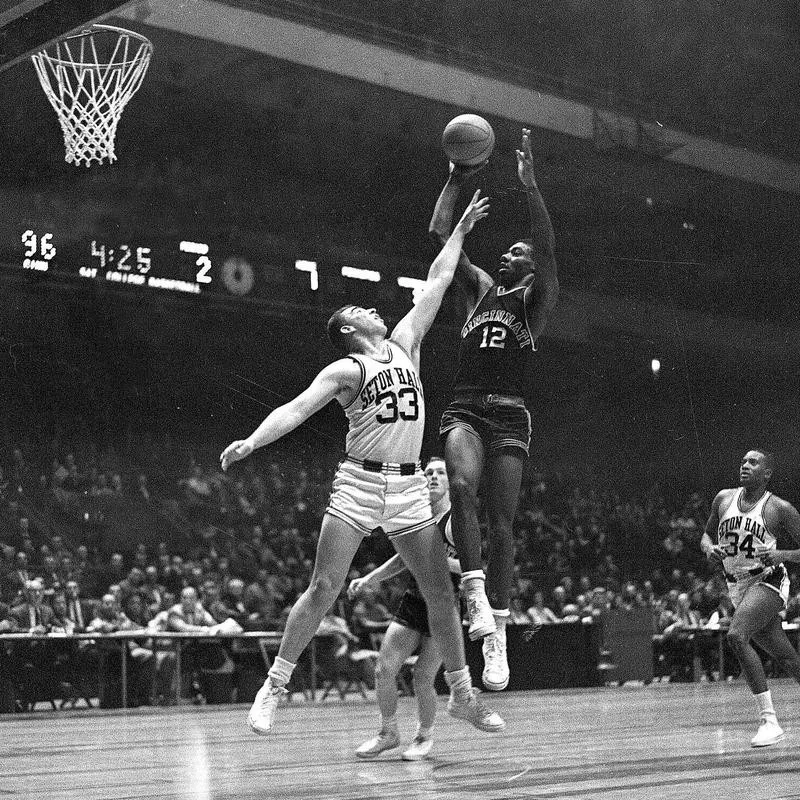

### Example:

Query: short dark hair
xmin=326 ymin=305 xmax=355 ymax=353
xmin=750 ymin=449 xmax=776 ymax=473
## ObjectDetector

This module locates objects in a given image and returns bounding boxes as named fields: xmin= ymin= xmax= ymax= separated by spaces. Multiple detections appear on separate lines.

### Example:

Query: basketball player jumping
xmin=701 ymin=449 xmax=800 ymax=747
xmin=348 ymin=456 xmax=459 ymax=761
xmin=429 ymin=128 xmax=558 ymax=690
xmin=221 ymin=190 xmax=505 ymax=736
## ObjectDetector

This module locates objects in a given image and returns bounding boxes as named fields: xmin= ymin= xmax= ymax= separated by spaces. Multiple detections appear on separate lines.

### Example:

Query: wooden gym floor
xmin=1 ymin=679 xmax=798 ymax=799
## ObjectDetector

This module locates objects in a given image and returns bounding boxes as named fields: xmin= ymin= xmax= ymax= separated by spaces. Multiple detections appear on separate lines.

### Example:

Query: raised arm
xmin=428 ymin=163 xmax=494 ymax=303
xmin=220 ymin=358 xmax=361 ymax=471
xmin=517 ymin=128 xmax=559 ymax=341
xmin=392 ymin=190 xmax=489 ymax=357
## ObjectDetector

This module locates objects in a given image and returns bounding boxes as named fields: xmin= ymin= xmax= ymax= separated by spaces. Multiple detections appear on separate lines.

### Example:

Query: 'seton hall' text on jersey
xmin=359 ymin=366 xmax=422 ymax=409
xmin=718 ymin=514 xmax=768 ymax=545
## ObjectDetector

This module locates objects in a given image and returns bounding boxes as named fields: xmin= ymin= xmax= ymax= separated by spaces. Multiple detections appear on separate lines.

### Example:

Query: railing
xmin=0 ymin=630 xmax=284 ymax=710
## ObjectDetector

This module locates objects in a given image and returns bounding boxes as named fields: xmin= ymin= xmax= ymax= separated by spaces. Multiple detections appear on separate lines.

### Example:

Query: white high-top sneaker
xmin=401 ymin=733 xmax=434 ymax=761
xmin=355 ymin=729 xmax=401 ymax=759
xmin=247 ymin=677 xmax=287 ymax=735
xmin=482 ymin=620 xmax=509 ymax=691
xmin=464 ymin=584 xmax=497 ymax=640
xmin=750 ymin=715 xmax=784 ymax=747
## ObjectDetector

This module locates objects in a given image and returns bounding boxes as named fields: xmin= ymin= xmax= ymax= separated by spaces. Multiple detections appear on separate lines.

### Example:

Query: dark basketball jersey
xmin=453 ymin=284 xmax=537 ymax=396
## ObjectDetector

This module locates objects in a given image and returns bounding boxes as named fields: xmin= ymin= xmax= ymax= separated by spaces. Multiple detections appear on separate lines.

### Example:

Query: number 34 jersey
xmin=717 ymin=488 xmax=777 ymax=578
xmin=343 ymin=340 xmax=424 ymax=464
xmin=453 ymin=284 xmax=538 ymax=398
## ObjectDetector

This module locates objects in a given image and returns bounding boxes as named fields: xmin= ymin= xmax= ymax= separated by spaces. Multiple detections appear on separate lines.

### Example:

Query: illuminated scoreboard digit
xmin=21 ymin=229 xmax=57 ymax=271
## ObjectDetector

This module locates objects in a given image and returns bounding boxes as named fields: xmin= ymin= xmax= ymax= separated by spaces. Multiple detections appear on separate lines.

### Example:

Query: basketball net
xmin=31 ymin=24 xmax=153 ymax=167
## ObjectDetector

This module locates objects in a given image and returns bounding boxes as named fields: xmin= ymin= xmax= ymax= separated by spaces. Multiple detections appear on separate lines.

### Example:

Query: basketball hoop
xmin=31 ymin=24 xmax=153 ymax=167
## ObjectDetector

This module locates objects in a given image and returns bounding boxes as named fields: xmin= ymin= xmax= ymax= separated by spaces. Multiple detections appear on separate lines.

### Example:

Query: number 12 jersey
xmin=454 ymin=284 xmax=538 ymax=398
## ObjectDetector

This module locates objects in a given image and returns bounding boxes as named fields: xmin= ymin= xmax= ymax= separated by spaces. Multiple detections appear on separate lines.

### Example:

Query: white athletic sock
xmin=444 ymin=666 xmax=472 ymax=700
xmin=491 ymin=607 xmax=510 ymax=623
xmin=460 ymin=570 xmax=486 ymax=593
xmin=268 ymin=656 xmax=295 ymax=688
xmin=754 ymin=690 xmax=776 ymax=718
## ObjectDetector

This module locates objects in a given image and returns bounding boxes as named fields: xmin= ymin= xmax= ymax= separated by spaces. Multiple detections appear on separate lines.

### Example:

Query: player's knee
xmin=726 ymin=628 xmax=748 ymax=653
xmin=375 ymin=654 xmax=401 ymax=682
xmin=307 ymin=572 xmax=339 ymax=604
xmin=449 ymin=474 xmax=478 ymax=506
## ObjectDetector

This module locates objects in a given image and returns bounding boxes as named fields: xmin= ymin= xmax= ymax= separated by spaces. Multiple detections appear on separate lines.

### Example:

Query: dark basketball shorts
xmin=392 ymin=574 xmax=461 ymax=636
xmin=393 ymin=584 xmax=431 ymax=636
xmin=439 ymin=391 xmax=531 ymax=455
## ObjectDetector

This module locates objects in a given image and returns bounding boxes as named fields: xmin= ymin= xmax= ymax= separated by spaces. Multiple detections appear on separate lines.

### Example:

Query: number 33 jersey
xmin=453 ymin=284 xmax=538 ymax=398
xmin=343 ymin=340 xmax=424 ymax=464
xmin=717 ymin=488 xmax=777 ymax=578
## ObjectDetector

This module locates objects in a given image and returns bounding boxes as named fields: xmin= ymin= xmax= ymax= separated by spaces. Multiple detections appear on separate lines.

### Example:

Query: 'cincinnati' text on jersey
xmin=461 ymin=307 xmax=532 ymax=349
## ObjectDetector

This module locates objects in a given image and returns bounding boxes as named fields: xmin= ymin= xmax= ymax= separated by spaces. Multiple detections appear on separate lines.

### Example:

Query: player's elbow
xmin=428 ymin=227 xmax=447 ymax=248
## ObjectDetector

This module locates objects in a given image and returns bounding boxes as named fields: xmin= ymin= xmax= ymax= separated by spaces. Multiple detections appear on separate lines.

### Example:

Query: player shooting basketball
xmin=429 ymin=127 xmax=558 ymax=691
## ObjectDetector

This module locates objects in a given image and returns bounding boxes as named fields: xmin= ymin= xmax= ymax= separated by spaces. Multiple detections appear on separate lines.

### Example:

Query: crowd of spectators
xmin=1 ymin=425 xmax=799 ymax=710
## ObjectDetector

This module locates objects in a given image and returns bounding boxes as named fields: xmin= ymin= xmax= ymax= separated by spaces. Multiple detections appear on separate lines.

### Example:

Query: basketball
xmin=441 ymin=114 xmax=495 ymax=166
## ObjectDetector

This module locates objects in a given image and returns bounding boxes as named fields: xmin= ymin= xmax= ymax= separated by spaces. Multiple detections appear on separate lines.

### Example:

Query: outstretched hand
xmin=347 ymin=577 xmax=369 ymax=600
xmin=220 ymin=439 xmax=254 ymax=471
xmin=456 ymin=189 xmax=490 ymax=234
xmin=516 ymin=127 xmax=536 ymax=188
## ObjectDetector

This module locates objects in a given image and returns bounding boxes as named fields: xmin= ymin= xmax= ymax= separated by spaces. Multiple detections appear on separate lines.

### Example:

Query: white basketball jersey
xmin=717 ymin=488 xmax=777 ymax=577
xmin=343 ymin=340 xmax=425 ymax=464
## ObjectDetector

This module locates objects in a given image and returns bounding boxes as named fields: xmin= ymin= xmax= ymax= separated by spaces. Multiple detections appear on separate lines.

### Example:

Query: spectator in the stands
xmin=8 ymin=579 xmax=54 ymax=633
xmin=64 ymin=580 xmax=92 ymax=632
xmin=220 ymin=577 xmax=247 ymax=625
xmin=167 ymin=586 xmax=228 ymax=702
xmin=98 ymin=552 xmax=126 ymax=593
xmin=134 ymin=473 xmax=151 ymax=503
xmin=50 ymin=593 xmax=76 ymax=635
xmin=1 ymin=551 xmax=31 ymax=604
xmin=87 ymin=593 xmax=134 ymax=634
xmin=527 ymin=591 xmax=560 ymax=625
xmin=141 ymin=565 xmax=165 ymax=614
xmin=118 ymin=568 xmax=146 ymax=602
xmin=39 ymin=554 xmax=62 ymax=594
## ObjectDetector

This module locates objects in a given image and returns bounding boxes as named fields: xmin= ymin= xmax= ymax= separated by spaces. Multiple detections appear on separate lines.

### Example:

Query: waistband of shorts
xmin=452 ymin=388 xmax=524 ymax=406
xmin=725 ymin=566 xmax=766 ymax=583
xmin=344 ymin=455 xmax=420 ymax=476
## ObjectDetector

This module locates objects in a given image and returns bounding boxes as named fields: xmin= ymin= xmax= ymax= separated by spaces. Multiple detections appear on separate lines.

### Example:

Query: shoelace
xmin=484 ymin=635 xmax=503 ymax=657
xmin=260 ymin=686 xmax=283 ymax=710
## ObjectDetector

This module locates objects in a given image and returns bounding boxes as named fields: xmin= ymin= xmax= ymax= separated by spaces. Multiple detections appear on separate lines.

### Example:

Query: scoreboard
xmin=9 ymin=226 xmax=429 ymax=305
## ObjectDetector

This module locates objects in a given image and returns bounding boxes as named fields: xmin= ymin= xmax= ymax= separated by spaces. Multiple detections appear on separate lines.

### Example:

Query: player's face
xmin=425 ymin=460 xmax=449 ymax=502
xmin=342 ymin=306 xmax=387 ymax=337
xmin=740 ymin=451 xmax=771 ymax=487
xmin=499 ymin=242 xmax=535 ymax=286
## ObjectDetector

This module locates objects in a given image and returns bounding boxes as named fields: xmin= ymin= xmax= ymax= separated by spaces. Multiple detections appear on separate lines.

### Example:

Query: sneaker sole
xmin=751 ymin=734 xmax=785 ymax=747
xmin=482 ymin=675 xmax=510 ymax=691
xmin=355 ymin=744 xmax=399 ymax=759
xmin=247 ymin=715 xmax=272 ymax=736
xmin=468 ymin=622 xmax=497 ymax=641
xmin=401 ymin=751 xmax=432 ymax=761
xmin=447 ymin=707 xmax=507 ymax=733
